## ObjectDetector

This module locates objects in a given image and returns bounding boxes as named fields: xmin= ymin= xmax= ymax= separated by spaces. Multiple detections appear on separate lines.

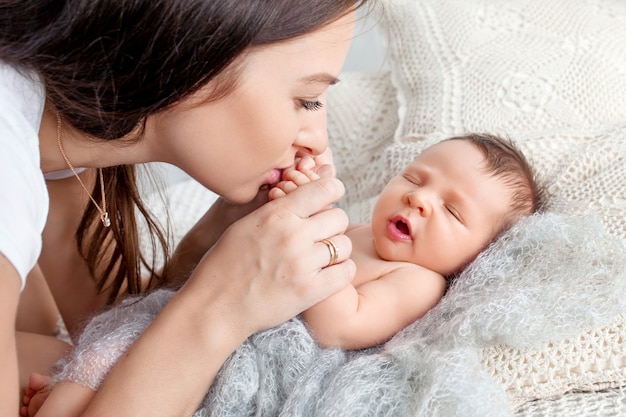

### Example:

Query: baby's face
xmin=371 ymin=139 xmax=513 ymax=275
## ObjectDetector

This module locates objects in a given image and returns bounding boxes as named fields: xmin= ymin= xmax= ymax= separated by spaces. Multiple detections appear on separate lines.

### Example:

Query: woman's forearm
xmin=83 ymin=283 xmax=248 ymax=417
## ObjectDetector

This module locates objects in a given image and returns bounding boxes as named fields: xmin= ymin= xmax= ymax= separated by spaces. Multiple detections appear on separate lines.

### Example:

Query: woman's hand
xmin=167 ymin=188 xmax=270 ymax=285
xmin=184 ymin=174 xmax=354 ymax=335
xmin=168 ymin=148 xmax=337 ymax=285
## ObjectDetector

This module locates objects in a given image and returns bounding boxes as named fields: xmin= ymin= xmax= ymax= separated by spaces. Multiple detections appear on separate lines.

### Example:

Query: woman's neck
xmin=38 ymin=104 xmax=145 ymax=173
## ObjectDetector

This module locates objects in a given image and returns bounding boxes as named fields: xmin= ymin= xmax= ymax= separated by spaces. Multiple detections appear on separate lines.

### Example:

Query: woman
xmin=0 ymin=1 xmax=369 ymax=415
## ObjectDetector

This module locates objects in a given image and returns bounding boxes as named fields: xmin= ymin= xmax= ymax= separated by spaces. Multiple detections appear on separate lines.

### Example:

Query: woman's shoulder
xmin=0 ymin=61 xmax=48 ymax=285
xmin=0 ymin=61 xmax=45 ymax=164
xmin=0 ymin=61 xmax=45 ymax=120
xmin=0 ymin=61 xmax=45 ymax=155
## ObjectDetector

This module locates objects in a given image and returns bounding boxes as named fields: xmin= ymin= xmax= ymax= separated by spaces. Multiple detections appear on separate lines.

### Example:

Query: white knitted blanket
xmin=53 ymin=211 xmax=626 ymax=416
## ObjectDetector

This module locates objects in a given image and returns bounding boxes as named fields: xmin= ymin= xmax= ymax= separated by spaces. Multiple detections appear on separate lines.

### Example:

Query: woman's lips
xmin=387 ymin=217 xmax=412 ymax=241
xmin=265 ymin=168 xmax=283 ymax=185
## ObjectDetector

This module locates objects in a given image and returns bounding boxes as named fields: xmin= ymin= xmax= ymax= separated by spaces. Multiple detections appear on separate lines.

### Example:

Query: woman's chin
xmin=223 ymin=185 xmax=271 ymax=206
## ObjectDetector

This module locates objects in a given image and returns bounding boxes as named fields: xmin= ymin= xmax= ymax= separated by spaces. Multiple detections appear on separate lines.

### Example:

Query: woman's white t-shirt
xmin=0 ymin=62 xmax=49 ymax=289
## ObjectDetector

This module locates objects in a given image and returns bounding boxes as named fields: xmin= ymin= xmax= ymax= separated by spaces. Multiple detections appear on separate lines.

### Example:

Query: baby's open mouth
xmin=396 ymin=219 xmax=410 ymax=235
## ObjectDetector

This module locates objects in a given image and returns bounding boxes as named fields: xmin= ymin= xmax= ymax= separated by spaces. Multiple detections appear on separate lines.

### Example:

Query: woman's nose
xmin=404 ymin=190 xmax=433 ymax=216
xmin=294 ymin=115 xmax=329 ymax=156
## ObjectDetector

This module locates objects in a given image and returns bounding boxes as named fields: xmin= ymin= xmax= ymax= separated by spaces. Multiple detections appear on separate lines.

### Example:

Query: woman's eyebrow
xmin=299 ymin=73 xmax=340 ymax=85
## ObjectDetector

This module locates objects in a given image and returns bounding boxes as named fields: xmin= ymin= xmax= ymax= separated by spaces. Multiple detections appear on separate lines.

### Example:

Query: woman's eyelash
xmin=301 ymin=100 xmax=324 ymax=111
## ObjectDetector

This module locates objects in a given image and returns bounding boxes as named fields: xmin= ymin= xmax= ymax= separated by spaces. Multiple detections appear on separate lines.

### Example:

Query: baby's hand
xmin=269 ymin=156 xmax=321 ymax=200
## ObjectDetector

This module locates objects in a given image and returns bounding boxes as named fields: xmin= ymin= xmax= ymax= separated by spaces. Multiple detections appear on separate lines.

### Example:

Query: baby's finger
xmin=313 ymin=163 xmax=335 ymax=179
xmin=268 ymin=187 xmax=286 ymax=200
xmin=284 ymin=168 xmax=318 ymax=185
xmin=313 ymin=147 xmax=334 ymax=170
xmin=296 ymin=155 xmax=316 ymax=172
xmin=272 ymin=177 xmax=345 ymax=220
xmin=273 ymin=180 xmax=298 ymax=195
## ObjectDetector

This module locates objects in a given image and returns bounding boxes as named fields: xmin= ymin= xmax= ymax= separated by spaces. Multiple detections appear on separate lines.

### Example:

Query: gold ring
xmin=320 ymin=238 xmax=339 ymax=267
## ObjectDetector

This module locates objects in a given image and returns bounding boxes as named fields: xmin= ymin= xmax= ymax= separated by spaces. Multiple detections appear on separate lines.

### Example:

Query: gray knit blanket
xmin=54 ymin=213 xmax=626 ymax=417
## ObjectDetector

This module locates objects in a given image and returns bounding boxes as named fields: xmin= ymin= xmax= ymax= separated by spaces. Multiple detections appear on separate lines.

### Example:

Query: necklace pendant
xmin=101 ymin=212 xmax=111 ymax=228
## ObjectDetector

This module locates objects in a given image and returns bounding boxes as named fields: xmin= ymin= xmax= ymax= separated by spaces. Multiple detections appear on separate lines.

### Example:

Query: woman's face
xmin=145 ymin=13 xmax=355 ymax=203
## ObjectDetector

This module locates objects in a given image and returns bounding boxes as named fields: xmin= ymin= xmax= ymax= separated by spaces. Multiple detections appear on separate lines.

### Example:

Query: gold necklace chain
xmin=56 ymin=113 xmax=111 ymax=228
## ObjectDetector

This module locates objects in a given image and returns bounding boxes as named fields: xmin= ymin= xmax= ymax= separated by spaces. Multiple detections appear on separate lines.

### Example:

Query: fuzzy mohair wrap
xmin=53 ymin=213 xmax=626 ymax=416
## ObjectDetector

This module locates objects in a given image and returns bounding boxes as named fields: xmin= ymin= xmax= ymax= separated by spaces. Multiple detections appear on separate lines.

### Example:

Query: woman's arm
xmin=34 ymin=381 xmax=94 ymax=417
xmin=301 ymin=266 xmax=446 ymax=350
xmin=0 ymin=254 xmax=23 ymax=417
xmin=83 ymin=176 xmax=354 ymax=417
xmin=16 ymin=266 xmax=59 ymax=336
xmin=15 ymin=265 xmax=70 ymax=394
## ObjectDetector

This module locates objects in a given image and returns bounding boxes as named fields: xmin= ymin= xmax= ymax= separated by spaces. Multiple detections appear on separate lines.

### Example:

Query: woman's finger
xmin=305 ymin=206 xmax=350 ymax=242
xmin=273 ymin=180 xmax=298 ymax=195
xmin=270 ymin=176 xmax=345 ymax=220
xmin=316 ymin=234 xmax=351 ymax=270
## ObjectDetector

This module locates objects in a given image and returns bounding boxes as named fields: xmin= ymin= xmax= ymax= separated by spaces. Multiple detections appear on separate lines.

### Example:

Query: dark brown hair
xmin=1 ymin=0 xmax=370 ymax=304
xmin=446 ymin=133 xmax=542 ymax=230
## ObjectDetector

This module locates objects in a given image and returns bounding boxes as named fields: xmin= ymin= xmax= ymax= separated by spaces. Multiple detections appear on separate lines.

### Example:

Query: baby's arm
xmin=301 ymin=265 xmax=446 ymax=350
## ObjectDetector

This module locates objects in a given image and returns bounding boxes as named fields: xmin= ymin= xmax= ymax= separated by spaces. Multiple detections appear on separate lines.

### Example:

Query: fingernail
xmin=317 ymin=164 xmax=335 ymax=178
xmin=299 ymin=156 xmax=315 ymax=169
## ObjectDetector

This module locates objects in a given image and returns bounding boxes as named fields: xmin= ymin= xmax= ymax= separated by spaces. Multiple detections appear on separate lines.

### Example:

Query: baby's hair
xmin=445 ymin=133 xmax=542 ymax=229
